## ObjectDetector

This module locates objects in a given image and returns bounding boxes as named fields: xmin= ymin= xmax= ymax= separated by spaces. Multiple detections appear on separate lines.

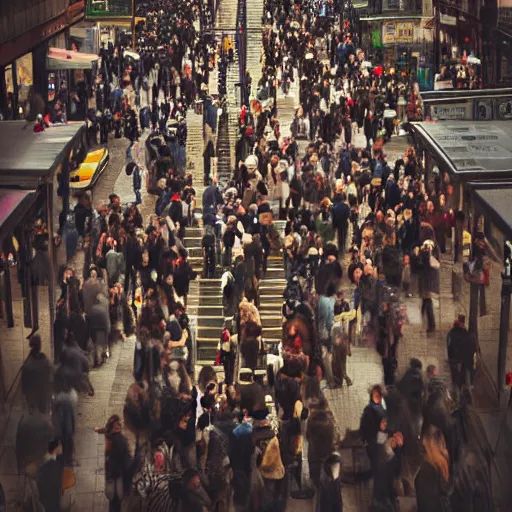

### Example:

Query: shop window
xmin=4 ymin=64 xmax=14 ymax=120
xmin=16 ymin=53 xmax=33 ymax=118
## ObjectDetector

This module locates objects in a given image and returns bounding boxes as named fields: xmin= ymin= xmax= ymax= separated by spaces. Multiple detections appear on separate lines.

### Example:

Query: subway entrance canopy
xmin=413 ymin=121 xmax=512 ymax=180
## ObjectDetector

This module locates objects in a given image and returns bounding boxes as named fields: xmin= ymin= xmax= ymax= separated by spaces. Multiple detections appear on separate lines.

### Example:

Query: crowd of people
xmin=12 ymin=0 xmax=495 ymax=511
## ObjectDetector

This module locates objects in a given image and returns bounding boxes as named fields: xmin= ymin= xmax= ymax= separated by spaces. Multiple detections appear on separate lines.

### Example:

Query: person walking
xmin=21 ymin=334 xmax=54 ymax=414
xmin=96 ymin=415 xmax=137 ymax=512
xmin=446 ymin=314 xmax=477 ymax=394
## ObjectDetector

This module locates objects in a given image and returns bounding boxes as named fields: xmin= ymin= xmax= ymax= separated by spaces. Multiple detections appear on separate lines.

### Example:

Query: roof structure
xmin=0 ymin=121 xmax=85 ymax=188
xmin=0 ymin=189 xmax=36 ymax=242
xmin=469 ymin=182 xmax=512 ymax=240
xmin=413 ymin=121 xmax=512 ymax=179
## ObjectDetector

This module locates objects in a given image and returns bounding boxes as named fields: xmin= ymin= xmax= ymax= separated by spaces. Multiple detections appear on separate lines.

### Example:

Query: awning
xmin=412 ymin=121 xmax=512 ymax=180
xmin=0 ymin=189 xmax=36 ymax=242
xmin=360 ymin=15 xmax=426 ymax=21
xmin=46 ymin=47 xmax=99 ymax=70
xmin=0 ymin=122 xmax=86 ymax=188
xmin=469 ymin=182 xmax=512 ymax=240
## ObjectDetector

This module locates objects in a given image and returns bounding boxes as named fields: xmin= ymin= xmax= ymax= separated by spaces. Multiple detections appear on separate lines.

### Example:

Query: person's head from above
xmin=455 ymin=313 xmax=466 ymax=328
xmin=47 ymin=438 xmax=62 ymax=456
xmin=29 ymin=333 xmax=42 ymax=354
xmin=89 ymin=266 xmax=99 ymax=279
xmin=109 ymin=194 xmax=120 ymax=207
xmin=426 ymin=364 xmax=438 ymax=377
xmin=370 ymin=384 xmax=383 ymax=404
xmin=376 ymin=210 xmax=384 ymax=224
xmin=379 ymin=415 xmax=388 ymax=432
xmin=97 ymin=204 xmax=108 ymax=216
xmin=410 ymin=358 xmax=423 ymax=371
xmin=106 ymin=414 xmax=122 ymax=435
xmin=403 ymin=253 xmax=410 ymax=266
xmin=427 ymin=200 xmax=434 ymax=214
xmin=183 ymin=468 xmax=202 ymax=491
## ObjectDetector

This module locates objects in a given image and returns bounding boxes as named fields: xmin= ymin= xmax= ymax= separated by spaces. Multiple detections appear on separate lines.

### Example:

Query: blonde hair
xmin=422 ymin=425 xmax=450 ymax=482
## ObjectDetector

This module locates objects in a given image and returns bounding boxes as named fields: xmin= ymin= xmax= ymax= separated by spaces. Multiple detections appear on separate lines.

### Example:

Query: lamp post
xmin=434 ymin=0 xmax=441 ymax=74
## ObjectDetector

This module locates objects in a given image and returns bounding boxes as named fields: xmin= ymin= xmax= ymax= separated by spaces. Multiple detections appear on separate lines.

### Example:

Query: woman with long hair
xmin=415 ymin=425 xmax=452 ymax=511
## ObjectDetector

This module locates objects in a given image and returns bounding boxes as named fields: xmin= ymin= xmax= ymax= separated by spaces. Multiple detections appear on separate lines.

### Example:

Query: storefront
xmin=84 ymin=0 xmax=141 ymax=49
xmin=0 ymin=2 xmax=85 ymax=120
xmin=46 ymin=47 xmax=100 ymax=121
xmin=360 ymin=16 xmax=434 ymax=89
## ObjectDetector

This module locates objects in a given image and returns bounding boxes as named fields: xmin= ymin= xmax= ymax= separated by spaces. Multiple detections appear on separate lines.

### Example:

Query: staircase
xmin=189 ymin=0 xmax=240 ymax=367
xmin=276 ymin=68 xmax=299 ymax=139
xmin=246 ymin=0 xmax=264 ymax=92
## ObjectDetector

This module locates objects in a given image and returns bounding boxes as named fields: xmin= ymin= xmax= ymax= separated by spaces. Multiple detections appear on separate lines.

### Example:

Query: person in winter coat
xmin=316 ymin=452 xmax=343 ymax=512
xmin=446 ymin=314 xmax=476 ymax=394
xmin=21 ymin=334 xmax=54 ymax=414
xmin=96 ymin=415 xmax=137 ymax=512
xmin=172 ymin=250 xmax=197 ymax=308
xmin=52 ymin=363 xmax=78 ymax=466
xmin=415 ymin=425 xmax=452 ymax=512
xmin=82 ymin=266 xmax=108 ymax=315
xmin=36 ymin=439 xmax=64 ymax=512
xmin=360 ymin=385 xmax=387 ymax=472
xmin=87 ymin=293 xmax=112 ymax=365
xmin=306 ymin=398 xmax=336 ymax=488
xmin=332 ymin=193 xmax=351 ymax=256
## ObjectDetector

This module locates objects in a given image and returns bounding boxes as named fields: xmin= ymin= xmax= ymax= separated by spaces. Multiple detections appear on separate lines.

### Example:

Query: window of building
xmin=16 ymin=53 xmax=33 ymax=117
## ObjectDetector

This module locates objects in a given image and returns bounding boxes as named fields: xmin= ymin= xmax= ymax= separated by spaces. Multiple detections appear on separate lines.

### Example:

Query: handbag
xmin=62 ymin=467 xmax=76 ymax=490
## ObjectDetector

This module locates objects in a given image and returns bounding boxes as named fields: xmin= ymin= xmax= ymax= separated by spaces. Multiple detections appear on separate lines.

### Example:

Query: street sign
xmin=86 ymin=0 xmax=133 ymax=19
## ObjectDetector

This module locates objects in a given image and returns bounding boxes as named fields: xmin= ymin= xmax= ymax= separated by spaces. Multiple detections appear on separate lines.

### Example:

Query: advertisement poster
xmin=396 ymin=23 xmax=414 ymax=43
xmin=382 ymin=22 xmax=414 ymax=44
xmin=86 ymin=0 xmax=133 ymax=18
xmin=382 ymin=23 xmax=396 ymax=45
xmin=496 ymin=98 xmax=512 ymax=119
xmin=422 ymin=123 xmax=512 ymax=173
xmin=431 ymin=102 xmax=471 ymax=121
xmin=474 ymin=99 xmax=493 ymax=120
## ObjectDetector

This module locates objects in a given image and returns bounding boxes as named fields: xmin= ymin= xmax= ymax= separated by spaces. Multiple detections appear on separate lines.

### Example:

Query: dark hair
xmin=326 ymin=282 xmax=336 ymax=297
xmin=48 ymin=438 xmax=60 ymax=453
xmin=410 ymin=358 xmax=423 ymax=370
xmin=29 ymin=334 xmax=42 ymax=353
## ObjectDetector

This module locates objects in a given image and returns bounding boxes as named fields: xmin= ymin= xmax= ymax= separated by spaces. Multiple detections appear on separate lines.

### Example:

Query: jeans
xmin=421 ymin=298 xmax=435 ymax=332
xmin=124 ymin=265 xmax=137 ymax=301
xmin=134 ymin=188 xmax=141 ymax=205
xmin=204 ymin=248 xmax=215 ymax=278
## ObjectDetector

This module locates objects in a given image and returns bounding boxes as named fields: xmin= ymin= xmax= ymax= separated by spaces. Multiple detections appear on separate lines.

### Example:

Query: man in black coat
xmin=332 ymin=193 xmax=351 ymax=256
xmin=36 ymin=439 xmax=64 ymax=512
xmin=21 ymin=334 xmax=54 ymax=414
xmin=446 ymin=314 xmax=476 ymax=393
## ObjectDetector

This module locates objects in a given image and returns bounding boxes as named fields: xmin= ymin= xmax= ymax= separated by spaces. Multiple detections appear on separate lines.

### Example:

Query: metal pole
xmin=131 ymin=0 xmax=136 ymax=50
xmin=46 ymin=183 xmax=56 ymax=361
xmin=434 ymin=0 xmax=441 ymax=74
xmin=498 ymin=266 xmax=512 ymax=398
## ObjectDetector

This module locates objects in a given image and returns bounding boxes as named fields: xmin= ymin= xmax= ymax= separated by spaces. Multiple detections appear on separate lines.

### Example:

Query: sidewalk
xmin=0 ymin=134 xmax=152 ymax=511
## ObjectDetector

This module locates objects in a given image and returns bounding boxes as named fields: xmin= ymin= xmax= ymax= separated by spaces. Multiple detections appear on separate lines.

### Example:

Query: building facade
xmin=355 ymin=0 xmax=484 ymax=90
xmin=0 ymin=0 xmax=85 ymax=120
